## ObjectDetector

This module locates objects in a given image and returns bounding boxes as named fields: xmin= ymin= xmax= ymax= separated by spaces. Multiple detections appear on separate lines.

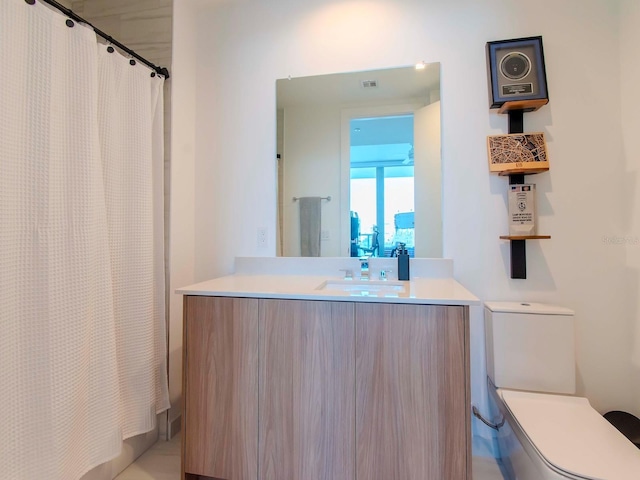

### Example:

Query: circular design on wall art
xmin=499 ymin=52 xmax=531 ymax=80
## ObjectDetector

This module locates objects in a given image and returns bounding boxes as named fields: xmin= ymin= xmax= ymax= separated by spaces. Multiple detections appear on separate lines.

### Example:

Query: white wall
xmin=179 ymin=0 xmax=639 ymax=430
xmin=414 ymin=101 xmax=442 ymax=258
xmin=283 ymin=104 xmax=342 ymax=256
xmin=620 ymin=0 xmax=640 ymax=412
xmin=168 ymin=0 xmax=198 ymax=433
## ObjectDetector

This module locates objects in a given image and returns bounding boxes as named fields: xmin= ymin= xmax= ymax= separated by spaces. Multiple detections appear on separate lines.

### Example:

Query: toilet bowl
xmin=484 ymin=302 xmax=640 ymax=480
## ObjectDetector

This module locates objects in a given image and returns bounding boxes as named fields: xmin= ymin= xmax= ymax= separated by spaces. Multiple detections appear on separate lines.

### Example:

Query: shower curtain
xmin=0 ymin=1 xmax=170 ymax=479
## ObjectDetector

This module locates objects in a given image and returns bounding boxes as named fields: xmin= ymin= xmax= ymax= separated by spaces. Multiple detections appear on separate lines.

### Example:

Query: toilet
xmin=484 ymin=301 xmax=640 ymax=480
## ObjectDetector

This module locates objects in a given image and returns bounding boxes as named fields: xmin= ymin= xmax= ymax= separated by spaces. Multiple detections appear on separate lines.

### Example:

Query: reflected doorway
xmin=349 ymin=115 xmax=415 ymax=258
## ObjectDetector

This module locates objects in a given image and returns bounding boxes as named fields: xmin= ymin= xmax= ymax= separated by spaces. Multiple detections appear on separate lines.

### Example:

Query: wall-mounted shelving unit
xmin=497 ymin=99 xmax=548 ymax=114
xmin=500 ymin=235 xmax=551 ymax=241
xmin=496 ymin=99 xmax=550 ymax=279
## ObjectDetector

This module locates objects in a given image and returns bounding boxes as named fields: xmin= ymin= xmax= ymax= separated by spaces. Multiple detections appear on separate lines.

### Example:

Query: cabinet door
xmin=355 ymin=303 xmax=469 ymax=480
xmin=259 ymin=299 xmax=355 ymax=480
xmin=183 ymin=296 xmax=259 ymax=480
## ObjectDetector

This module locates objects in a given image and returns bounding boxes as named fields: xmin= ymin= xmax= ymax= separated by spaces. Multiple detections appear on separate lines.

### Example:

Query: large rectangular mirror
xmin=276 ymin=63 xmax=442 ymax=258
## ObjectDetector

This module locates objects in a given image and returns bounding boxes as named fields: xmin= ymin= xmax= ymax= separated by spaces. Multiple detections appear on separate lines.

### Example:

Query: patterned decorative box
xmin=487 ymin=132 xmax=549 ymax=174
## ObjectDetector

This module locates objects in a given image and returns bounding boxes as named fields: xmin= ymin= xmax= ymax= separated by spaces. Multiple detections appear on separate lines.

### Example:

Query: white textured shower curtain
xmin=0 ymin=1 xmax=170 ymax=479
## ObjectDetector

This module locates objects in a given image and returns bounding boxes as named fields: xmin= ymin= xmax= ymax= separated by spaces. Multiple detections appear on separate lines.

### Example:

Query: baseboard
xmin=169 ymin=414 xmax=181 ymax=439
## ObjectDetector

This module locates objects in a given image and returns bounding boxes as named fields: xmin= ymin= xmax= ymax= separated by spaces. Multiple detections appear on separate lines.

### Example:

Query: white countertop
xmin=176 ymin=274 xmax=479 ymax=306
xmin=177 ymin=257 xmax=479 ymax=305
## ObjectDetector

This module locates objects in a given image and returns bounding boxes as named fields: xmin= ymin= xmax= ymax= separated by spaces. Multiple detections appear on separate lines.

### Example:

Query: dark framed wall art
xmin=486 ymin=36 xmax=549 ymax=109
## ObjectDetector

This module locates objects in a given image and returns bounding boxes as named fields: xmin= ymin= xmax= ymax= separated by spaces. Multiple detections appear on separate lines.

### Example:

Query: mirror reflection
xmin=349 ymin=114 xmax=415 ymax=258
xmin=276 ymin=63 xmax=442 ymax=258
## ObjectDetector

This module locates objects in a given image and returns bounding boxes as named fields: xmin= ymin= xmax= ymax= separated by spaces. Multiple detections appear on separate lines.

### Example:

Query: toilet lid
xmin=485 ymin=301 xmax=574 ymax=315
xmin=500 ymin=390 xmax=640 ymax=480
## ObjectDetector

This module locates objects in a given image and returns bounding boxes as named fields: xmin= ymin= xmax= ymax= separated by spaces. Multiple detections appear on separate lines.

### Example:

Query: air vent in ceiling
xmin=361 ymin=79 xmax=378 ymax=88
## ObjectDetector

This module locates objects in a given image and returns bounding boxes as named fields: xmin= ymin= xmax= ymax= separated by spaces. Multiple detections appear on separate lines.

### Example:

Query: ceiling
xmin=276 ymin=63 xmax=440 ymax=108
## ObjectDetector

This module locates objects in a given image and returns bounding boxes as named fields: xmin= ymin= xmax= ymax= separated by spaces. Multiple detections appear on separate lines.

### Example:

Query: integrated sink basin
xmin=316 ymin=279 xmax=407 ymax=297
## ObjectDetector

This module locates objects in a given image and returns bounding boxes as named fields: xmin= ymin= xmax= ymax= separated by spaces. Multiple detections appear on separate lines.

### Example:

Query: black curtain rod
xmin=38 ymin=0 xmax=170 ymax=79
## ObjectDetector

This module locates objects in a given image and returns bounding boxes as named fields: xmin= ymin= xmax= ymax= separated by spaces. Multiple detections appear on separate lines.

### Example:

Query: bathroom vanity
xmin=177 ymin=258 xmax=479 ymax=480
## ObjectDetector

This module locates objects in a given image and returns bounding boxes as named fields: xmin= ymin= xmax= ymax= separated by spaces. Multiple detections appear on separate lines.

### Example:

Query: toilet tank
xmin=485 ymin=302 xmax=576 ymax=394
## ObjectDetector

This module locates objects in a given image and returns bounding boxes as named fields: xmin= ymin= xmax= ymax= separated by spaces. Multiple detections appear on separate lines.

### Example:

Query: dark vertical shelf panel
xmin=508 ymin=110 xmax=524 ymax=135
xmin=508 ymin=110 xmax=526 ymax=279
xmin=509 ymin=174 xmax=525 ymax=185
xmin=510 ymin=240 xmax=527 ymax=279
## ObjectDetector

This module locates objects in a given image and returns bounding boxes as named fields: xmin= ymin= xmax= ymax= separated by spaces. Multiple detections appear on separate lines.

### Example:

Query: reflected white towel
xmin=299 ymin=197 xmax=322 ymax=257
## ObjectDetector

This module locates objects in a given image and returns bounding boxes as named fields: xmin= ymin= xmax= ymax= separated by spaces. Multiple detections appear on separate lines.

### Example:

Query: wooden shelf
xmin=500 ymin=235 xmax=551 ymax=240
xmin=496 ymin=167 xmax=549 ymax=176
xmin=497 ymin=99 xmax=549 ymax=114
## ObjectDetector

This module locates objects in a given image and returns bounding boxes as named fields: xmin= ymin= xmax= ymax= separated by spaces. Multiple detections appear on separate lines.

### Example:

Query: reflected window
xmin=349 ymin=115 xmax=415 ymax=257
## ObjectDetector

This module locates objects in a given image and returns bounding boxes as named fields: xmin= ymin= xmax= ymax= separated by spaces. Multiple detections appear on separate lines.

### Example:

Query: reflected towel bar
xmin=292 ymin=196 xmax=331 ymax=202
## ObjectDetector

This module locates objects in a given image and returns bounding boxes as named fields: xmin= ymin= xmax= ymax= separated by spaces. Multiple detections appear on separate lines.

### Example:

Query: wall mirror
xmin=276 ymin=63 xmax=442 ymax=258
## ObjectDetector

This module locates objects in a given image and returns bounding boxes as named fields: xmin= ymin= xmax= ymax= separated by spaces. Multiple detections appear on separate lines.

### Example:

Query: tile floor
xmin=115 ymin=434 xmax=505 ymax=480
xmin=114 ymin=434 xmax=181 ymax=480
xmin=474 ymin=456 xmax=505 ymax=480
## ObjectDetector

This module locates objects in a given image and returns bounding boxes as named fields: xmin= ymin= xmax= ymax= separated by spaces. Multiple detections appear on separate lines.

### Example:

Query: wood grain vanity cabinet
xmin=182 ymin=296 xmax=470 ymax=480
xmin=259 ymin=299 xmax=355 ymax=479
xmin=355 ymin=303 xmax=470 ymax=480
xmin=183 ymin=296 xmax=259 ymax=480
